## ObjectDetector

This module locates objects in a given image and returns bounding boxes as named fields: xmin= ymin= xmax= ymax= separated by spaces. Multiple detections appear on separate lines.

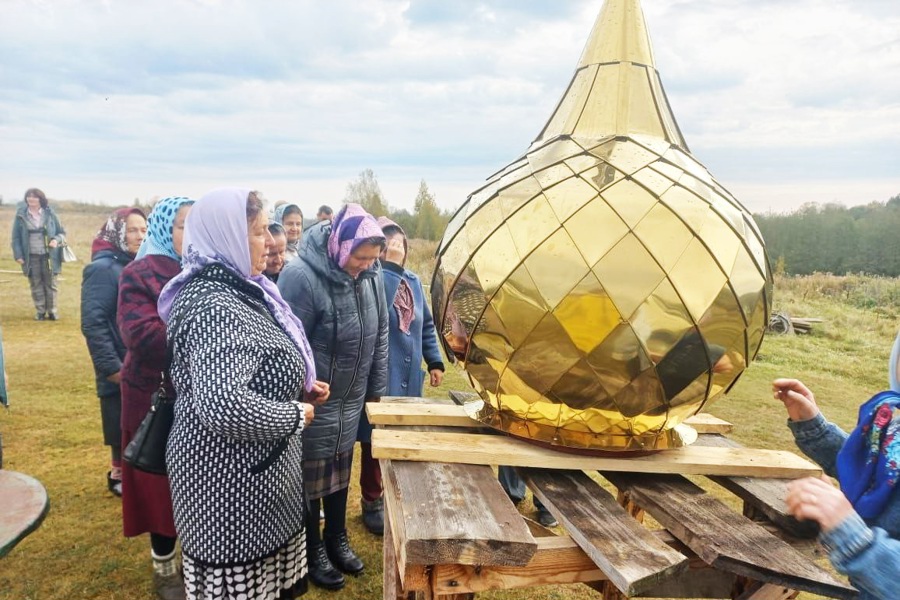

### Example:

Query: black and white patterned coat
xmin=166 ymin=264 xmax=306 ymax=566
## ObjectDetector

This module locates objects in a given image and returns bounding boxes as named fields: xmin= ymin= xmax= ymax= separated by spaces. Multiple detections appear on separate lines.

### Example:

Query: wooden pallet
xmin=376 ymin=397 xmax=856 ymax=600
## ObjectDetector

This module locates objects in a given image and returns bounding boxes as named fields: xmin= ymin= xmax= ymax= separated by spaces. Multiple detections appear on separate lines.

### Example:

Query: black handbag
xmin=122 ymin=375 xmax=175 ymax=475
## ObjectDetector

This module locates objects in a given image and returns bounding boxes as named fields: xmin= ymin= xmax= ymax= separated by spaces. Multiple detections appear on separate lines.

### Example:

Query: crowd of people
xmin=5 ymin=186 xmax=900 ymax=599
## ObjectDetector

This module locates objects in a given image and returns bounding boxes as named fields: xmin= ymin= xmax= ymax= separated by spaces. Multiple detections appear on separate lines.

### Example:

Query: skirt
xmin=182 ymin=531 xmax=307 ymax=600
xmin=303 ymin=449 xmax=353 ymax=500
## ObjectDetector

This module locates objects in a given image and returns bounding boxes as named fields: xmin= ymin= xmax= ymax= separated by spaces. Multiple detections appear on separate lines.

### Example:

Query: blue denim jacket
xmin=789 ymin=413 xmax=900 ymax=599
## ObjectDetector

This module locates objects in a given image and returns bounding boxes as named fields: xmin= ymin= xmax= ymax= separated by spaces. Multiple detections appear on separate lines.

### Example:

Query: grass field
xmin=1 ymin=203 xmax=897 ymax=599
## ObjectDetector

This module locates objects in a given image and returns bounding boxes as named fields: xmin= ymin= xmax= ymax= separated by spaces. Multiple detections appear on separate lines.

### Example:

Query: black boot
xmin=307 ymin=541 xmax=345 ymax=590
xmin=324 ymin=530 xmax=364 ymax=575
xmin=361 ymin=497 xmax=384 ymax=536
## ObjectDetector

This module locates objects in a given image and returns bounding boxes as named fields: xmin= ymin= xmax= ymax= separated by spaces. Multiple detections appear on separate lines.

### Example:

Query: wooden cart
xmin=370 ymin=397 xmax=857 ymax=600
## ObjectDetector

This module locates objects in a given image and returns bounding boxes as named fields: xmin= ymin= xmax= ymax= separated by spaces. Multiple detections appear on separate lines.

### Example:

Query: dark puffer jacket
xmin=81 ymin=248 xmax=132 ymax=398
xmin=11 ymin=202 xmax=66 ymax=275
xmin=278 ymin=221 xmax=388 ymax=461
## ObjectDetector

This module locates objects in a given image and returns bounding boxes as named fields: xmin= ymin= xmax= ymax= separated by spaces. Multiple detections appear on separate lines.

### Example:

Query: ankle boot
xmin=308 ymin=541 xmax=345 ymax=590
xmin=152 ymin=555 xmax=185 ymax=600
xmin=361 ymin=497 xmax=384 ymax=536
xmin=325 ymin=530 xmax=364 ymax=575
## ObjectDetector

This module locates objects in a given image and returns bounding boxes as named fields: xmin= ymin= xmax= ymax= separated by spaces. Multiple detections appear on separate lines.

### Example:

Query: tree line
xmin=344 ymin=169 xmax=453 ymax=241
xmin=755 ymin=194 xmax=900 ymax=276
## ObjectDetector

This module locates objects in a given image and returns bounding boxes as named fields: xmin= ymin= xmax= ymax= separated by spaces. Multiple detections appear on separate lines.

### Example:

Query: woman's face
xmin=25 ymin=194 xmax=41 ymax=210
xmin=171 ymin=204 xmax=192 ymax=258
xmin=248 ymin=212 xmax=274 ymax=276
xmin=343 ymin=242 xmax=382 ymax=279
xmin=282 ymin=212 xmax=303 ymax=245
xmin=125 ymin=213 xmax=148 ymax=255
xmin=266 ymin=234 xmax=287 ymax=275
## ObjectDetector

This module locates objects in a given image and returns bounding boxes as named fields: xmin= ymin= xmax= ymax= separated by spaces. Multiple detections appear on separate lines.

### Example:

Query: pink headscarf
xmin=327 ymin=203 xmax=384 ymax=271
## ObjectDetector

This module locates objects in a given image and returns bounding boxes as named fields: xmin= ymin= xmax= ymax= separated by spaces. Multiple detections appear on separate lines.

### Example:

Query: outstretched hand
xmin=304 ymin=380 xmax=330 ymax=405
xmin=772 ymin=378 xmax=821 ymax=422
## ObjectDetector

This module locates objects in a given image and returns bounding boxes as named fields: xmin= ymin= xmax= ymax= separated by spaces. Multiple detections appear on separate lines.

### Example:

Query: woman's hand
xmin=106 ymin=371 xmax=122 ymax=384
xmin=772 ymin=378 xmax=820 ymax=422
xmin=301 ymin=402 xmax=315 ymax=426
xmin=48 ymin=239 xmax=58 ymax=249
xmin=786 ymin=475 xmax=855 ymax=532
xmin=429 ymin=369 xmax=443 ymax=387
xmin=304 ymin=380 xmax=330 ymax=405
xmin=15 ymin=258 xmax=24 ymax=265
xmin=384 ymin=237 xmax=405 ymax=265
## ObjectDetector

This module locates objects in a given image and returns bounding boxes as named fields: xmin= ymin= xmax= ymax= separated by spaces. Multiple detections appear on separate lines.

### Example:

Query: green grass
xmin=2 ymin=204 xmax=897 ymax=598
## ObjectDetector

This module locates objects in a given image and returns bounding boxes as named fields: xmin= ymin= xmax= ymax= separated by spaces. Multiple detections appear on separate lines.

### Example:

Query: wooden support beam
xmin=371 ymin=429 xmax=822 ymax=479
xmin=381 ymin=458 xmax=537 ymax=570
xmin=696 ymin=434 xmax=820 ymax=539
xmin=521 ymin=468 xmax=687 ymax=597
xmin=602 ymin=472 xmax=857 ymax=599
xmin=736 ymin=581 xmax=800 ymax=599
xmin=368 ymin=401 xmax=733 ymax=434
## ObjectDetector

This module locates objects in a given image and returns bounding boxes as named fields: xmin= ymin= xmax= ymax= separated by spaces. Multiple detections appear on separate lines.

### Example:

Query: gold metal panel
xmin=504 ymin=193 xmax=559 ymax=261
xmin=543 ymin=176 xmax=599 ymax=222
xmin=632 ymin=202 xmax=694 ymax=272
xmin=433 ymin=0 xmax=771 ymax=451
xmin=553 ymin=272 xmax=622 ymax=355
xmin=523 ymin=229 xmax=591 ymax=310
xmin=601 ymin=178 xmax=657 ymax=228
xmin=593 ymin=233 xmax=666 ymax=319
xmin=564 ymin=196 xmax=629 ymax=267
xmin=668 ymin=239 xmax=728 ymax=322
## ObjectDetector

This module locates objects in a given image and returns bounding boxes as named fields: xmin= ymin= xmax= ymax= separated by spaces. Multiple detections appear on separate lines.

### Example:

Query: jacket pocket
xmin=250 ymin=437 xmax=290 ymax=474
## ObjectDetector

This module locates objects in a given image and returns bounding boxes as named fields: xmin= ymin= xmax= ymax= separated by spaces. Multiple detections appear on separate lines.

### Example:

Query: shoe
xmin=536 ymin=507 xmax=558 ymax=528
xmin=34 ymin=313 xmax=46 ymax=321
xmin=308 ymin=541 xmax=345 ymax=590
xmin=107 ymin=471 xmax=122 ymax=497
xmin=361 ymin=497 xmax=384 ymax=536
xmin=324 ymin=530 xmax=364 ymax=575
xmin=153 ymin=571 xmax=185 ymax=600
xmin=47 ymin=313 xmax=58 ymax=321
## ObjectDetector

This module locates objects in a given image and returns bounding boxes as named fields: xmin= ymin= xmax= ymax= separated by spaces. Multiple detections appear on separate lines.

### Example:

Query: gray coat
xmin=10 ymin=203 xmax=66 ymax=275
xmin=278 ymin=222 xmax=388 ymax=461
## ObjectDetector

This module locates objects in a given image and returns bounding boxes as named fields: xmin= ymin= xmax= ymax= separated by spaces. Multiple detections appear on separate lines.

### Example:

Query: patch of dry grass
xmin=2 ymin=205 xmax=896 ymax=599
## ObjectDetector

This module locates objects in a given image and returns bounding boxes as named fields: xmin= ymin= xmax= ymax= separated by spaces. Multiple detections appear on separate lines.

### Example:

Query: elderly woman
xmin=773 ymin=333 xmax=900 ymax=600
xmin=272 ymin=203 xmax=304 ymax=263
xmin=81 ymin=207 xmax=147 ymax=496
xmin=116 ymin=196 xmax=194 ymax=599
xmin=278 ymin=203 xmax=388 ymax=590
xmin=158 ymin=188 xmax=328 ymax=600
xmin=355 ymin=217 xmax=445 ymax=535
xmin=11 ymin=188 xmax=67 ymax=320
xmin=264 ymin=222 xmax=288 ymax=283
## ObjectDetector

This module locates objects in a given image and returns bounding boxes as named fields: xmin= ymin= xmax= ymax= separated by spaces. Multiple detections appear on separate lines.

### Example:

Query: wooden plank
xmin=384 ymin=506 xmax=413 ymax=600
xmin=602 ymin=472 xmax=857 ymax=599
xmin=737 ymin=581 xmax=800 ymax=599
xmin=369 ymin=401 xmax=733 ymax=434
xmin=381 ymin=457 xmax=537 ymax=569
xmin=521 ymin=468 xmax=687 ymax=597
xmin=696 ymin=435 xmax=820 ymax=539
xmin=371 ymin=429 xmax=822 ymax=479
xmin=0 ymin=470 xmax=50 ymax=558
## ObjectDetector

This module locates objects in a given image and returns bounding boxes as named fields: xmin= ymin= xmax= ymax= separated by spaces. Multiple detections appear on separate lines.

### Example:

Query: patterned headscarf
xmin=158 ymin=188 xmax=317 ymax=390
xmin=377 ymin=216 xmax=415 ymax=333
xmin=136 ymin=196 xmax=196 ymax=261
xmin=327 ymin=203 xmax=384 ymax=272
xmin=91 ymin=207 xmax=146 ymax=258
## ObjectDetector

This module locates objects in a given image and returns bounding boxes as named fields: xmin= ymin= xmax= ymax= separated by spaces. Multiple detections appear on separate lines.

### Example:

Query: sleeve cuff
xmin=291 ymin=402 xmax=304 ymax=435
xmin=427 ymin=361 xmax=445 ymax=372
xmin=820 ymin=512 xmax=875 ymax=567
xmin=787 ymin=411 xmax=829 ymax=442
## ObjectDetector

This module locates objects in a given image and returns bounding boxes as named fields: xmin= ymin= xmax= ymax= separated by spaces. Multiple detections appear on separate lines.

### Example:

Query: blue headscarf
xmin=836 ymin=331 xmax=900 ymax=519
xmin=136 ymin=196 xmax=196 ymax=261
xmin=135 ymin=196 xmax=194 ymax=262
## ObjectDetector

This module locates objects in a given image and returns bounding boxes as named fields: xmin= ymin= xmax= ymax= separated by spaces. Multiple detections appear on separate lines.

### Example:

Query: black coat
xmin=81 ymin=248 xmax=132 ymax=398
xmin=278 ymin=222 xmax=388 ymax=461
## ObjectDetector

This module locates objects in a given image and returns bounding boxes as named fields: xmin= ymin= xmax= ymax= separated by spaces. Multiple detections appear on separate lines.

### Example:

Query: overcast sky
xmin=2 ymin=0 xmax=898 ymax=216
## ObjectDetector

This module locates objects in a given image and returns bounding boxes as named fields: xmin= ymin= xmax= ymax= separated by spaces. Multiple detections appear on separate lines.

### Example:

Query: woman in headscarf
xmin=81 ymin=207 xmax=147 ymax=496
xmin=10 ymin=188 xmax=67 ymax=320
xmin=116 ymin=196 xmax=194 ymax=600
xmin=278 ymin=203 xmax=388 ymax=590
xmin=264 ymin=222 xmax=288 ymax=283
xmin=272 ymin=203 xmax=304 ymax=263
xmin=158 ymin=188 xmax=328 ymax=600
xmin=354 ymin=217 xmax=445 ymax=535
xmin=773 ymin=333 xmax=900 ymax=600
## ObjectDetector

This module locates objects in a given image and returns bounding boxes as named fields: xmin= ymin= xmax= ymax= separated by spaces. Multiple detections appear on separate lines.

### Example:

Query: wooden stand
xmin=373 ymin=398 xmax=857 ymax=600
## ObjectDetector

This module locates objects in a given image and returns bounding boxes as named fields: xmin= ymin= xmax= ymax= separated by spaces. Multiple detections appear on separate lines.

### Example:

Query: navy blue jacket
xmin=81 ymin=248 xmax=132 ymax=398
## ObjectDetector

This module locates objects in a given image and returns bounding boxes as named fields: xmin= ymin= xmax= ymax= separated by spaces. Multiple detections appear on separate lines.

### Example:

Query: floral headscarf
xmin=136 ymin=196 xmax=195 ymax=261
xmin=158 ymin=188 xmax=316 ymax=390
xmin=91 ymin=207 xmax=146 ymax=258
xmin=327 ymin=203 xmax=384 ymax=271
